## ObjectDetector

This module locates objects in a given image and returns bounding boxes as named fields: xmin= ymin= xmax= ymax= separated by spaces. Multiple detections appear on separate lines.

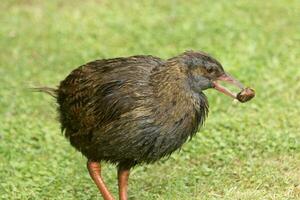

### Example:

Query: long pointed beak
xmin=212 ymin=73 xmax=245 ymax=99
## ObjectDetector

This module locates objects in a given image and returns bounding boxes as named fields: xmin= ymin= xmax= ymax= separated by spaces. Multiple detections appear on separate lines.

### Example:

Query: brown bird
xmin=36 ymin=51 xmax=254 ymax=200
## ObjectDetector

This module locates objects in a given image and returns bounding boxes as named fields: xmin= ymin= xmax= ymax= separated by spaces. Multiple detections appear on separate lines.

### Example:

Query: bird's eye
xmin=207 ymin=67 xmax=214 ymax=73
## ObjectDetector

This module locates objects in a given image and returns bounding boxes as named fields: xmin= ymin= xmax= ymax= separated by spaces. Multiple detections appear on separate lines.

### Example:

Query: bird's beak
xmin=212 ymin=73 xmax=245 ymax=99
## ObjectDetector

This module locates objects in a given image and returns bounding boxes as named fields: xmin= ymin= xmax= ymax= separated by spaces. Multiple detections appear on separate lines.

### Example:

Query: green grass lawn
xmin=1 ymin=0 xmax=300 ymax=199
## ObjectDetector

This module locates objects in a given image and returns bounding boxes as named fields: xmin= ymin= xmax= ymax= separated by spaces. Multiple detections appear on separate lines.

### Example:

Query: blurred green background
xmin=1 ymin=0 xmax=300 ymax=199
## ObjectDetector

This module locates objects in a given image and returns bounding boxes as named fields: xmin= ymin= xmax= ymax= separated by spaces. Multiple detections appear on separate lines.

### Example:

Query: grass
xmin=1 ymin=0 xmax=300 ymax=199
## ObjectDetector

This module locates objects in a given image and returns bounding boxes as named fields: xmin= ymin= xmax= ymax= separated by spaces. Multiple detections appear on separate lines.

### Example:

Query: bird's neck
xmin=151 ymin=61 xmax=209 ymax=137
xmin=152 ymin=60 xmax=207 ymax=107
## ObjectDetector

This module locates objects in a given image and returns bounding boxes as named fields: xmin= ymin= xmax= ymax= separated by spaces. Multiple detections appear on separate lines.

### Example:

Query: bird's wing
xmin=57 ymin=55 xmax=164 ymax=134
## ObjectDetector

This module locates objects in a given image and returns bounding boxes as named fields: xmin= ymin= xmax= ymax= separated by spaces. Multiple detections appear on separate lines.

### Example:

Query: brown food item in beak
xmin=213 ymin=73 xmax=255 ymax=103
xmin=236 ymin=87 xmax=255 ymax=103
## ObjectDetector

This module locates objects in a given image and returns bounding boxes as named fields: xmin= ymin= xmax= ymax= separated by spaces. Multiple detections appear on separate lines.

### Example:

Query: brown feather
xmin=37 ymin=52 xmax=216 ymax=168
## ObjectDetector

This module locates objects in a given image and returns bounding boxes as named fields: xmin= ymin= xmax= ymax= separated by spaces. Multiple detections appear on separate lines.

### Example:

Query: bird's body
xmin=57 ymin=55 xmax=208 ymax=168
xmin=36 ymin=51 xmax=254 ymax=200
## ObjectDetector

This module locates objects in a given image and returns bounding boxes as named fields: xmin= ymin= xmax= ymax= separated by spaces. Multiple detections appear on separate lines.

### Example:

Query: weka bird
xmin=37 ymin=51 xmax=254 ymax=200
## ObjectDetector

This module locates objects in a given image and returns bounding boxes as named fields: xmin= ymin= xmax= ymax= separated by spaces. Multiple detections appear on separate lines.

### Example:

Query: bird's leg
xmin=87 ymin=161 xmax=115 ymax=200
xmin=117 ymin=166 xmax=130 ymax=200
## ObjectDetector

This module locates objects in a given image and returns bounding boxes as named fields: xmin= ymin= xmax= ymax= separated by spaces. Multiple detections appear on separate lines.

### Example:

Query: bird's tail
xmin=31 ymin=87 xmax=58 ymax=98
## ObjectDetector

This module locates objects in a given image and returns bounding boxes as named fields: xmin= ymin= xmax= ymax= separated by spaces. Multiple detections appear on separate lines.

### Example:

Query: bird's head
xmin=180 ymin=51 xmax=254 ymax=102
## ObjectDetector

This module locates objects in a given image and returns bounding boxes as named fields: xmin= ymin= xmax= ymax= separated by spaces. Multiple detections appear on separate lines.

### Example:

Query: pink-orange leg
xmin=118 ymin=167 xmax=130 ymax=200
xmin=87 ymin=161 xmax=115 ymax=200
